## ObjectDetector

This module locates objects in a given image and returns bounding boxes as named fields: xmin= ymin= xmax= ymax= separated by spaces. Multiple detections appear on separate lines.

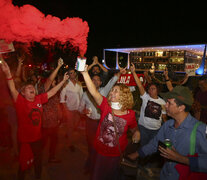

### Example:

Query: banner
xmin=117 ymin=74 xmax=145 ymax=86
xmin=0 ymin=40 xmax=15 ymax=54
xmin=185 ymin=63 xmax=196 ymax=76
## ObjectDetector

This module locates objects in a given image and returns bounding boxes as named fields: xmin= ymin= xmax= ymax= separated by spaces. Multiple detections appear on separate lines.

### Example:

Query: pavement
xmin=0 ymin=121 xmax=90 ymax=180
xmin=0 ymin=119 xmax=161 ymax=180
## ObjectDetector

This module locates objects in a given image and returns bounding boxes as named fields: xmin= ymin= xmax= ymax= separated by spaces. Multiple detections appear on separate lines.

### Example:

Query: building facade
xmin=103 ymin=44 xmax=206 ymax=73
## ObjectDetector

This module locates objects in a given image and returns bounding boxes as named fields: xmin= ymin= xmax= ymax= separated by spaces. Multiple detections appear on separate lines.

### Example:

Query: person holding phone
xmin=128 ymin=86 xmax=207 ymax=180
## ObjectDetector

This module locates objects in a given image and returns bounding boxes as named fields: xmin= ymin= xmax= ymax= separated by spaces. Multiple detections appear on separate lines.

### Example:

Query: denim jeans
xmin=138 ymin=125 xmax=162 ymax=168
xmin=138 ymin=125 xmax=159 ymax=147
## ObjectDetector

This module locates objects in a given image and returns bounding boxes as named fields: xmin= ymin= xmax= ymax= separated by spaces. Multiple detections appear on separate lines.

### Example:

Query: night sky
xmin=12 ymin=0 xmax=207 ymax=61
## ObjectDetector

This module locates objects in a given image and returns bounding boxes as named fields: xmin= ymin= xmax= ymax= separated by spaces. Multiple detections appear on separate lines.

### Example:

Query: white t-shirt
xmin=60 ymin=80 xmax=83 ymax=111
xmin=138 ymin=92 xmax=166 ymax=130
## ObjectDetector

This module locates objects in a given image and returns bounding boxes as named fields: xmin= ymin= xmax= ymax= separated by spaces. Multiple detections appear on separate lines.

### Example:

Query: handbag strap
xmin=111 ymin=111 xmax=122 ymax=156
xmin=190 ymin=121 xmax=202 ymax=155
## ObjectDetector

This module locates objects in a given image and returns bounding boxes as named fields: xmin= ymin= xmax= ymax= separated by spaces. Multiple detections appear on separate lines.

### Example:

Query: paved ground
xmin=0 ymin=122 xmax=90 ymax=180
xmin=0 ymin=120 xmax=161 ymax=180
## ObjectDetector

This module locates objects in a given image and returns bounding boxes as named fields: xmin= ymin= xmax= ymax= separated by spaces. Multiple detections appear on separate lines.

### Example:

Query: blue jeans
xmin=138 ymin=125 xmax=161 ymax=168
xmin=138 ymin=125 xmax=159 ymax=147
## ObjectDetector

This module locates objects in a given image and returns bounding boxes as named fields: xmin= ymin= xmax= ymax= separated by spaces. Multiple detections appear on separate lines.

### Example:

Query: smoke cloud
xmin=0 ymin=0 xmax=89 ymax=55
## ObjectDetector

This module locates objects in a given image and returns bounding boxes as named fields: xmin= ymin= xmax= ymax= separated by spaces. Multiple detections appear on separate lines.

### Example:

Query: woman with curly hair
xmin=80 ymin=65 xmax=140 ymax=180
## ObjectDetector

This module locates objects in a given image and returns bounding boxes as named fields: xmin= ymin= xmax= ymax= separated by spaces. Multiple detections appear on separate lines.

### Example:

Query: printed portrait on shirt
xmin=98 ymin=113 xmax=126 ymax=147
xmin=29 ymin=108 xmax=42 ymax=126
xmin=144 ymin=100 xmax=162 ymax=120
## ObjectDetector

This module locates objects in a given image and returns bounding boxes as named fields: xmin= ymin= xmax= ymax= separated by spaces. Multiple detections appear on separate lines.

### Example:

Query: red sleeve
xmin=38 ymin=93 xmax=48 ymax=104
xmin=128 ymin=110 xmax=138 ymax=129
xmin=97 ymin=96 xmax=109 ymax=112
xmin=15 ymin=93 xmax=25 ymax=106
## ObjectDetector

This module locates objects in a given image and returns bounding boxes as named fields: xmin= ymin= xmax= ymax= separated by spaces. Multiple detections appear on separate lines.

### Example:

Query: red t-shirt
xmin=15 ymin=93 xmax=48 ymax=143
xmin=94 ymin=96 xmax=137 ymax=157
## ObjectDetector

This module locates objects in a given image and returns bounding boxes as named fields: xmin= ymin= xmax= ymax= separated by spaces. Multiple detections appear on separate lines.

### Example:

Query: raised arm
xmin=81 ymin=65 xmax=103 ymax=106
xmin=180 ymin=74 xmax=189 ymax=85
xmin=44 ymin=57 xmax=64 ymax=92
xmin=0 ymin=58 xmax=19 ymax=101
xmin=114 ymin=67 xmax=126 ymax=79
xmin=130 ymin=63 xmax=145 ymax=96
xmin=163 ymin=68 xmax=173 ymax=91
xmin=47 ymin=72 xmax=69 ymax=99
xmin=15 ymin=54 xmax=24 ymax=79
xmin=103 ymin=68 xmax=127 ymax=96
xmin=88 ymin=56 xmax=108 ymax=73
xmin=97 ymin=61 xmax=108 ymax=73
xmin=21 ymin=65 xmax=27 ymax=82
xmin=87 ymin=56 xmax=97 ymax=71
xmin=151 ymin=72 xmax=165 ymax=84
xmin=144 ymin=70 xmax=152 ymax=84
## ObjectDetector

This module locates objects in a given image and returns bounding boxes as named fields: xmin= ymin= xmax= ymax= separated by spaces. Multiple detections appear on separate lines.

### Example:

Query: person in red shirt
xmin=0 ymin=59 xmax=69 ymax=180
xmin=80 ymin=65 xmax=140 ymax=180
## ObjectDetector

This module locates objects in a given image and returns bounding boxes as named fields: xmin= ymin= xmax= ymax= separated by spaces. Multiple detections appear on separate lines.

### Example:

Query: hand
xmin=130 ymin=63 xmax=135 ymax=73
xmin=63 ymin=72 xmax=69 ymax=81
xmin=17 ymin=54 xmax=25 ymax=65
xmin=128 ymin=151 xmax=139 ymax=161
xmin=0 ymin=59 xmax=12 ymax=76
xmin=163 ymin=68 xmax=169 ymax=78
xmin=132 ymin=130 xmax=140 ymax=143
xmin=92 ymin=56 xmax=99 ymax=65
xmin=119 ymin=67 xmax=127 ymax=75
xmin=58 ymin=58 xmax=64 ymax=67
xmin=84 ymin=108 xmax=92 ymax=117
xmin=158 ymin=146 xmax=183 ymax=163
xmin=0 ymin=55 xmax=3 ymax=64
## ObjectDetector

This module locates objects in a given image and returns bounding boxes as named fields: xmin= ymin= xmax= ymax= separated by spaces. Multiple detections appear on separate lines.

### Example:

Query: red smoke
xmin=0 ymin=0 xmax=89 ymax=55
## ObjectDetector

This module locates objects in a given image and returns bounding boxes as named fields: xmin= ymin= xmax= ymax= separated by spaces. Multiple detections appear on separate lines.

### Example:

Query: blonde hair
xmin=107 ymin=83 xmax=134 ymax=111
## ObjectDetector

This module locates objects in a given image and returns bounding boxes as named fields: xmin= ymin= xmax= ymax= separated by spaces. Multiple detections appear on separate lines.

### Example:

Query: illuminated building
xmin=102 ymin=44 xmax=206 ymax=73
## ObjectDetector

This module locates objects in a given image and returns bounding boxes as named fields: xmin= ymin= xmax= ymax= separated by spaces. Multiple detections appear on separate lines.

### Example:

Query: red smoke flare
xmin=0 ymin=0 xmax=89 ymax=55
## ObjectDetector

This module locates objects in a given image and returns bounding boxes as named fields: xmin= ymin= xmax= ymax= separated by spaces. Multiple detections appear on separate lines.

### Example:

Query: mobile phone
xmin=158 ymin=140 xmax=167 ymax=149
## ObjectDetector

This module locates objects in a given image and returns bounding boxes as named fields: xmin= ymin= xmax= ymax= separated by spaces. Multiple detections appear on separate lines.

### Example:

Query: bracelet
xmin=6 ymin=77 xmax=13 ymax=80
xmin=165 ymin=79 xmax=170 ymax=82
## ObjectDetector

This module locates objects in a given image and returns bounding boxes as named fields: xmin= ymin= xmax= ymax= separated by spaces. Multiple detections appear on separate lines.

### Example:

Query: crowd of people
xmin=0 ymin=52 xmax=207 ymax=180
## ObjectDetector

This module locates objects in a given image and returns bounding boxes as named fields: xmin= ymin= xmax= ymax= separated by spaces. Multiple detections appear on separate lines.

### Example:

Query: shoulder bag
xmin=175 ymin=121 xmax=207 ymax=180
